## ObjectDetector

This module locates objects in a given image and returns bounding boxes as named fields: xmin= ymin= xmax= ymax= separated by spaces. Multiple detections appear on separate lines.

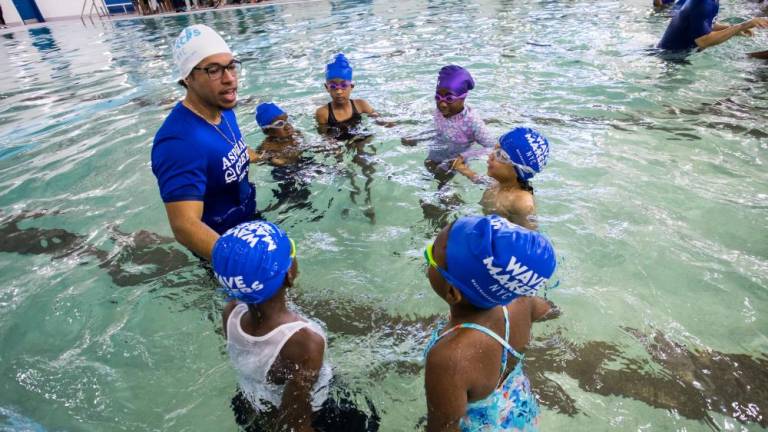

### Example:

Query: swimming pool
xmin=1 ymin=0 xmax=767 ymax=430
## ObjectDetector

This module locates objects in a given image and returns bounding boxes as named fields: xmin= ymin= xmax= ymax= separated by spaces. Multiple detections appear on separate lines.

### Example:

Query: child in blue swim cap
xmin=215 ymin=221 xmax=379 ymax=431
xmin=315 ymin=53 xmax=380 ymax=140
xmin=423 ymin=215 xmax=559 ymax=431
xmin=254 ymin=102 xmax=303 ymax=167
xmin=453 ymin=127 xmax=550 ymax=230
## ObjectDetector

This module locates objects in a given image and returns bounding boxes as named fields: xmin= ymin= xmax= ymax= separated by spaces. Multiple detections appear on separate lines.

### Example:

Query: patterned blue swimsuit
xmin=425 ymin=307 xmax=540 ymax=431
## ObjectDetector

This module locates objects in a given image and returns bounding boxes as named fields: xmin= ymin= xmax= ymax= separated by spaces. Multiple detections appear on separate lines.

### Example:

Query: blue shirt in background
xmin=658 ymin=0 xmax=719 ymax=50
xmin=152 ymin=102 xmax=256 ymax=235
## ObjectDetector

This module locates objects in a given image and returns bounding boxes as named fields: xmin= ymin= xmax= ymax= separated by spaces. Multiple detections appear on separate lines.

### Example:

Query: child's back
xmin=425 ymin=297 xmax=555 ymax=431
xmin=423 ymin=215 xmax=558 ymax=431
xmin=214 ymin=221 xmax=379 ymax=432
xmin=224 ymin=301 xmax=331 ymax=415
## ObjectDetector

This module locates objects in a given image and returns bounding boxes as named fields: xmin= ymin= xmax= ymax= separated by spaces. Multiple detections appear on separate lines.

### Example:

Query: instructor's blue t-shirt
xmin=658 ymin=0 xmax=719 ymax=50
xmin=152 ymin=102 xmax=256 ymax=235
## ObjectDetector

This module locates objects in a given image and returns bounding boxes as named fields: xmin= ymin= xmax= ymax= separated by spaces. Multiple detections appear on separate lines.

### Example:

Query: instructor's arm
xmin=164 ymin=201 xmax=219 ymax=261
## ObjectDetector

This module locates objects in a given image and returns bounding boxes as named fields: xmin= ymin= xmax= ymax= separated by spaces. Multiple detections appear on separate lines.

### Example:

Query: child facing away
xmin=315 ymin=53 xmax=379 ymax=141
xmin=402 ymin=65 xmax=496 ymax=186
xmin=214 ymin=221 xmax=379 ymax=432
xmin=452 ymin=127 xmax=550 ymax=230
xmin=423 ymin=215 xmax=559 ymax=431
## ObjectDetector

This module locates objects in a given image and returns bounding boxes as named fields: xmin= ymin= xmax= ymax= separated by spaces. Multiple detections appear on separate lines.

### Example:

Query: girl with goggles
xmin=452 ymin=127 xmax=550 ymax=230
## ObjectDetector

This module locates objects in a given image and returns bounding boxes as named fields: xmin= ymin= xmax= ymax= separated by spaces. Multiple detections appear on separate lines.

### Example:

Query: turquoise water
xmin=1 ymin=0 xmax=767 ymax=430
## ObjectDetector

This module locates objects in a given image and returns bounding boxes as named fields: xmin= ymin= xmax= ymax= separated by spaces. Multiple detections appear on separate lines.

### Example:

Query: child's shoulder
xmin=315 ymin=104 xmax=330 ymax=122
xmin=281 ymin=323 xmax=326 ymax=365
xmin=426 ymin=327 xmax=489 ymax=369
xmin=353 ymin=99 xmax=375 ymax=114
xmin=496 ymin=188 xmax=532 ymax=211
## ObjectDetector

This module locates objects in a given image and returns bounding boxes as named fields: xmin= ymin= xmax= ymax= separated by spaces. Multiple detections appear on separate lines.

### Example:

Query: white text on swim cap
xmin=217 ymin=275 xmax=265 ymax=292
xmin=526 ymin=131 xmax=549 ymax=167
xmin=483 ymin=255 xmax=547 ymax=296
xmin=228 ymin=222 xmax=277 ymax=250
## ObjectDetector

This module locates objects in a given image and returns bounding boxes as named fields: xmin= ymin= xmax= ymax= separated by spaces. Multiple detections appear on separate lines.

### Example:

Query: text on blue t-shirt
xmin=151 ymin=102 xmax=256 ymax=235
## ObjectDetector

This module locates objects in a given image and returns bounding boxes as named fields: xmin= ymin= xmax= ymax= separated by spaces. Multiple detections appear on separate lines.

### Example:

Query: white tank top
xmin=226 ymin=303 xmax=332 ymax=412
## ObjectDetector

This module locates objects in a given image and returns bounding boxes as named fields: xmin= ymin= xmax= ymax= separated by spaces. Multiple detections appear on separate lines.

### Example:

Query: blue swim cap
xmin=212 ymin=221 xmax=294 ymax=304
xmin=255 ymin=102 xmax=285 ymax=128
xmin=499 ymin=127 xmax=550 ymax=181
xmin=325 ymin=53 xmax=353 ymax=81
xmin=445 ymin=215 xmax=556 ymax=309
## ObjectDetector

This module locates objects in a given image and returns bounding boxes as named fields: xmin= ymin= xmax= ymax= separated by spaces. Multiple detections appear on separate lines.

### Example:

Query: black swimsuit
xmin=326 ymin=100 xmax=364 ymax=141
xmin=327 ymin=100 xmax=362 ymax=127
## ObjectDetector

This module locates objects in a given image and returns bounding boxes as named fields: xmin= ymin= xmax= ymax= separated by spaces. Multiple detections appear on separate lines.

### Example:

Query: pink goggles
xmin=434 ymin=92 xmax=467 ymax=104
xmin=326 ymin=81 xmax=352 ymax=90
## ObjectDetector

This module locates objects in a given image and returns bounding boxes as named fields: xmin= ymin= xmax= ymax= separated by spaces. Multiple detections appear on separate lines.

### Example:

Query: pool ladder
xmin=80 ymin=0 xmax=109 ymax=23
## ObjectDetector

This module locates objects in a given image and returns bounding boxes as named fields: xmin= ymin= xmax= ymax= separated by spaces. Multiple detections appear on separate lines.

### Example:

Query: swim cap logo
xmin=216 ymin=275 xmax=266 ymax=293
xmin=174 ymin=27 xmax=202 ymax=50
xmin=228 ymin=221 xmax=277 ymax=251
xmin=482 ymin=254 xmax=548 ymax=296
xmin=525 ymin=132 xmax=549 ymax=168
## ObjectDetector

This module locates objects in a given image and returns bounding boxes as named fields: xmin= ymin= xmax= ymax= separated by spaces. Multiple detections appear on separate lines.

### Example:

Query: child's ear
xmin=444 ymin=284 xmax=463 ymax=305
xmin=284 ymin=262 xmax=298 ymax=287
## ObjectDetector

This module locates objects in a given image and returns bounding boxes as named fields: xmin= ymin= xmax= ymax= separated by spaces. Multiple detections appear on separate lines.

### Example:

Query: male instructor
xmin=152 ymin=25 xmax=259 ymax=260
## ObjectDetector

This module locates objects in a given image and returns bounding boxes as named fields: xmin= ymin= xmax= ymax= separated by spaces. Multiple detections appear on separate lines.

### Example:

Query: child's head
xmin=435 ymin=65 xmax=474 ymax=118
xmin=325 ymin=53 xmax=354 ymax=104
xmin=425 ymin=215 xmax=556 ymax=309
xmin=488 ymin=127 xmax=550 ymax=183
xmin=212 ymin=221 xmax=297 ymax=304
xmin=256 ymin=102 xmax=294 ymax=138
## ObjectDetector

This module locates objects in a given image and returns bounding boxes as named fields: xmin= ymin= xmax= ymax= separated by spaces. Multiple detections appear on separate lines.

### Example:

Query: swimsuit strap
xmin=431 ymin=307 xmax=524 ymax=373
xmin=326 ymin=102 xmax=337 ymax=125
xmin=327 ymin=100 xmax=360 ymax=127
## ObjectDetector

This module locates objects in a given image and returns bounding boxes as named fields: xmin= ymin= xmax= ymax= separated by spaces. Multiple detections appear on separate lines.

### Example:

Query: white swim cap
xmin=172 ymin=24 xmax=232 ymax=81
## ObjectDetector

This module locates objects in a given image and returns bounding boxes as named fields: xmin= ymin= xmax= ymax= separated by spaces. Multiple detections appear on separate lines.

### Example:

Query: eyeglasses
xmin=492 ymin=147 xmax=536 ymax=175
xmin=290 ymin=238 xmax=296 ymax=258
xmin=264 ymin=119 xmax=289 ymax=130
xmin=434 ymin=92 xmax=467 ymax=104
xmin=326 ymin=81 xmax=352 ymax=90
xmin=192 ymin=59 xmax=241 ymax=80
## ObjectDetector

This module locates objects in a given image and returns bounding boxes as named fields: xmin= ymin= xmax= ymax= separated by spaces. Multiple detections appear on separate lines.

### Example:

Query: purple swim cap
xmin=436 ymin=65 xmax=475 ymax=96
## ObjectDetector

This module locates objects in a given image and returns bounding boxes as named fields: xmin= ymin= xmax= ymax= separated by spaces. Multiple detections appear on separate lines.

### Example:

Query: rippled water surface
xmin=1 ymin=0 xmax=767 ymax=430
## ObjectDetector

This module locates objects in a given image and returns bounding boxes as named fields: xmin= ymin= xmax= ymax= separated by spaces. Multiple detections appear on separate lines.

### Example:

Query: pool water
xmin=1 ymin=0 xmax=767 ymax=430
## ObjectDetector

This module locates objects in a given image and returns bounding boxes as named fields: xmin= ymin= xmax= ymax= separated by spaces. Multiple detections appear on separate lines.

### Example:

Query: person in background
xmin=658 ymin=0 xmax=768 ymax=51
xmin=403 ymin=65 xmax=495 ymax=188
xmin=653 ymin=0 xmax=686 ymax=9
xmin=254 ymin=102 xmax=321 ymax=216
xmin=423 ymin=215 xmax=559 ymax=431
xmin=151 ymin=25 xmax=261 ymax=261
xmin=315 ymin=53 xmax=379 ymax=141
